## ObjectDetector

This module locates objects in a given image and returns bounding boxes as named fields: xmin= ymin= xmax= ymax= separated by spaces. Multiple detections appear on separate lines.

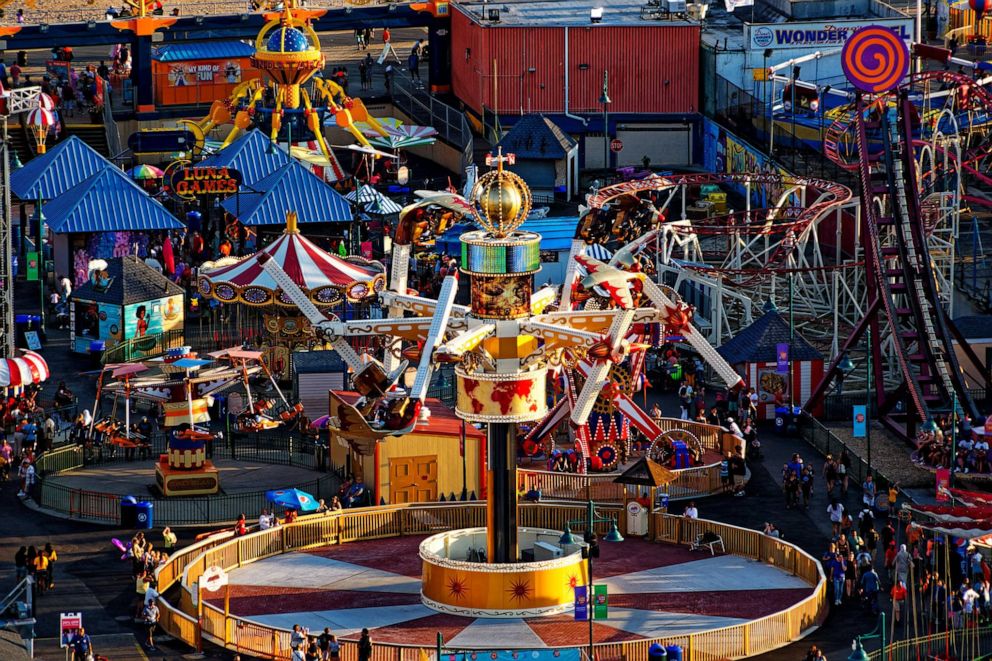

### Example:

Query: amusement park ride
xmin=91 ymin=345 xmax=295 ymax=495
xmin=251 ymin=149 xmax=745 ymax=600
xmin=800 ymin=28 xmax=989 ymax=436
xmin=181 ymin=0 xmax=393 ymax=164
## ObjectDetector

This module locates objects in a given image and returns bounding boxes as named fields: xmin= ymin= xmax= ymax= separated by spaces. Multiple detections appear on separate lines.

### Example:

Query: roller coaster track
xmin=807 ymin=85 xmax=984 ymax=437
xmin=823 ymin=70 xmax=992 ymax=173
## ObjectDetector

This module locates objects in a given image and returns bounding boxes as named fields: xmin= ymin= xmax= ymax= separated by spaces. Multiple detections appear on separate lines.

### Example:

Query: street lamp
xmin=34 ymin=197 xmax=45 ymax=333
xmin=562 ymin=491 xmax=623 ymax=661
xmin=599 ymin=70 xmax=611 ymax=173
xmin=847 ymin=639 xmax=870 ymax=661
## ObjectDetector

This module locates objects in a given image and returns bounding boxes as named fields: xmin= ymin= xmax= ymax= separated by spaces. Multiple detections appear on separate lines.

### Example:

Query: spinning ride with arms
xmin=268 ymin=152 xmax=743 ymax=575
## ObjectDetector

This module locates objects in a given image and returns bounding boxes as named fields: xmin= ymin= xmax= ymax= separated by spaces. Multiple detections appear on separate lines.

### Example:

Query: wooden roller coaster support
xmin=806 ymin=89 xmax=983 ymax=438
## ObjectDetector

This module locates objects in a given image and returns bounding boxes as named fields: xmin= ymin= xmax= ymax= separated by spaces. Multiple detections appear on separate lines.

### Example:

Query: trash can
xmin=774 ymin=406 xmax=789 ymax=429
xmin=89 ymin=340 xmax=106 ymax=368
xmin=648 ymin=644 xmax=667 ymax=661
xmin=626 ymin=501 xmax=648 ymax=536
xmin=665 ymin=645 xmax=683 ymax=661
xmin=134 ymin=501 xmax=154 ymax=530
xmin=120 ymin=497 xmax=138 ymax=528
xmin=656 ymin=492 xmax=669 ymax=513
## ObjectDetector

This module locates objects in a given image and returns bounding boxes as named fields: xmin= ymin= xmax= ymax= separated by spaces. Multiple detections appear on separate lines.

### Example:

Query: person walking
xmin=826 ymin=499 xmax=845 ymax=537
xmin=43 ymin=543 xmax=57 ymax=590
xmin=69 ymin=627 xmax=93 ymax=661
xmin=357 ymin=628 xmax=372 ymax=661
xmin=862 ymin=473 xmax=876 ymax=511
xmin=142 ymin=598 xmax=160 ymax=650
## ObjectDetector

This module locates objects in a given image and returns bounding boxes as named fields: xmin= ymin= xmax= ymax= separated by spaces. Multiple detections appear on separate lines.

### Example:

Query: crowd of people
xmin=915 ymin=413 xmax=992 ymax=474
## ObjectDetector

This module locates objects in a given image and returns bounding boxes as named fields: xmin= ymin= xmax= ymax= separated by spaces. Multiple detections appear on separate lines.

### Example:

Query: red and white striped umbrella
xmin=199 ymin=228 xmax=385 ymax=306
xmin=37 ymin=93 xmax=56 ymax=110
xmin=0 ymin=351 xmax=50 ymax=387
xmin=26 ymin=107 xmax=56 ymax=129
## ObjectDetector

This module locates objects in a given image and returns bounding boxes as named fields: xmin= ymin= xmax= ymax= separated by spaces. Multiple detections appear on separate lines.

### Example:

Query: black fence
xmin=822 ymin=389 xmax=989 ymax=422
xmin=34 ymin=429 xmax=344 ymax=526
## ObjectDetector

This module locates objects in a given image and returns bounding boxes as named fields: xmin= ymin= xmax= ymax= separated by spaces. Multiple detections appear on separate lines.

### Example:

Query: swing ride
xmin=90 ymin=345 xmax=298 ymax=495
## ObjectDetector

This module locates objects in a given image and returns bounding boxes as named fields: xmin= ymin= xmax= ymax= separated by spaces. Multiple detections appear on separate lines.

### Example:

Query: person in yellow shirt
xmin=162 ymin=527 xmax=177 ymax=550
xmin=32 ymin=552 xmax=49 ymax=593
xmin=42 ymin=543 xmax=57 ymax=590
xmin=134 ymin=573 xmax=150 ymax=619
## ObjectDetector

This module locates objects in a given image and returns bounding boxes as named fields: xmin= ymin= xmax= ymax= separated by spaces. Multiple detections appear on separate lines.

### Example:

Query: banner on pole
xmin=776 ymin=343 xmax=790 ymax=374
xmin=936 ymin=468 xmax=951 ymax=502
xmin=593 ymin=584 xmax=608 ymax=619
xmin=852 ymin=405 xmax=867 ymax=438
xmin=574 ymin=585 xmax=588 ymax=621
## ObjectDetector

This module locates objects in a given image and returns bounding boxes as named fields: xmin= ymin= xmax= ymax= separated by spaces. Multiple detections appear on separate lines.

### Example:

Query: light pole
xmin=599 ymin=70 xmax=611 ymax=173
xmin=560 ymin=480 xmax=623 ymax=661
xmin=34 ymin=197 xmax=45 ymax=332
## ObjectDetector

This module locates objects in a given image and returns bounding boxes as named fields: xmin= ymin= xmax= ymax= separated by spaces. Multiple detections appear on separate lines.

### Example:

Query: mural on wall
xmin=123 ymin=294 xmax=184 ymax=351
xmin=168 ymin=61 xmax=242 ymax=87
xmin=702 ymin=119 xmax=797 ymax=208
xmin=98 ymin=303 xmax=122 ymax=343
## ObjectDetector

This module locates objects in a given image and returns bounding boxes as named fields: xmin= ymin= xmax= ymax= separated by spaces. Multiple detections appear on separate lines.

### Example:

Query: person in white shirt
xmin=259 ymin=508 xmax=272 ymax=530
xmin=959 ymin=437 xmax=975 ymax=451
xmin=684 ymin=501 xmax=698 ymax=519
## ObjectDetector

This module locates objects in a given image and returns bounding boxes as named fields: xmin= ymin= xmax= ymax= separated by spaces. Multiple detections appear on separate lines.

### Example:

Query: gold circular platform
xmin=420 ymin=527 xmax=588 ymax=618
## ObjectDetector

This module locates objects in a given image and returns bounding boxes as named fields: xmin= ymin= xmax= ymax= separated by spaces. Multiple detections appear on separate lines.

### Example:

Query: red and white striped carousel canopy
xmin=0 ymin=351 xmax=50 ymax=387
xmin=198 ymin=226 xmax=385 ymax=307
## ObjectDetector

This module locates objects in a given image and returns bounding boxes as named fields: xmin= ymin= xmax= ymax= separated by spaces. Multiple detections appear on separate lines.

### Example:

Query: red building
xmin=450 ymin=0 xmax=701 ymax=169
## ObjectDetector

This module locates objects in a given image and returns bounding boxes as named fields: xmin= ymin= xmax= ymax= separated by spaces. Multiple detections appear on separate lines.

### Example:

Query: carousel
xmin=197 ymin=212 xmax=386 ymax=379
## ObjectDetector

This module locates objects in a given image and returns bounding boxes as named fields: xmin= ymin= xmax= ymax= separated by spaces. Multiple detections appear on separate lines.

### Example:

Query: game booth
xmin=69 ymin=256 xmax=186 ymax=356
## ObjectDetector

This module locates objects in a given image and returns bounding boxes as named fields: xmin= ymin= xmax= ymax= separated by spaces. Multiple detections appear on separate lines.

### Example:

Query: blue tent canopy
xmin=199 ymin=129 xmax=291 ymax=188
xmin=43 ymin=165 xmax=184 ymax=234
xmin=221 ymin=159 xmax=352 ymax=226
xmin=436 ymin=216 xmax=579 ymax=255
xmin=10 ymin=135 xmax=110 ymax=201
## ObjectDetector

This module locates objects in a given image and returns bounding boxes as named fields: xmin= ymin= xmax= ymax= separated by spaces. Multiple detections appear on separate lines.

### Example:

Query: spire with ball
xmin=470 ymin=148 xmax=532 ymax=238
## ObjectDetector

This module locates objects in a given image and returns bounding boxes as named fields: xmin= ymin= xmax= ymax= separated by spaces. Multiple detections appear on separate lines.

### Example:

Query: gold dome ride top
xmin=469 ymin=150 xmax=532 ymax=238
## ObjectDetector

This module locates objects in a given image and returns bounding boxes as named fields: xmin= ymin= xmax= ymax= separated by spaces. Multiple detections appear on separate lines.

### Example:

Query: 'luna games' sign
xmin=749 ymin=22 xmax=911 ymax=49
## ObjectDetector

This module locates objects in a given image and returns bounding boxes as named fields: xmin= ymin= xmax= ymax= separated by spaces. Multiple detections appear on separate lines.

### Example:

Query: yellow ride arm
xmin=300 ymin=88 xmax=337 ymax=163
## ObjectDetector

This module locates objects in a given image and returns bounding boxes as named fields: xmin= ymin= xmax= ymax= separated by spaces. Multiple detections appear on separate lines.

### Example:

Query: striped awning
xmin=0 ymin=351 xmax=50 ymax=387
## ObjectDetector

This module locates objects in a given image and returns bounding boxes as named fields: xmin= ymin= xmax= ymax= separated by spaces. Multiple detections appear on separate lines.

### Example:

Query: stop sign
xmin=610 ymin=138 xmax=624 ymax=153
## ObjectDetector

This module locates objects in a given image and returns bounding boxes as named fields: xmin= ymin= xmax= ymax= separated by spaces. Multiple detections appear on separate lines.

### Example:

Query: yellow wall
xmin=329 ymin=430 xmax=483 ymax=504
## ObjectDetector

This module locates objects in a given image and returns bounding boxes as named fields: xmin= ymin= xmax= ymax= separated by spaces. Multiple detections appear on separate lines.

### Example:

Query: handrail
xmin=156 ymin=502 xmax=826 ymax=659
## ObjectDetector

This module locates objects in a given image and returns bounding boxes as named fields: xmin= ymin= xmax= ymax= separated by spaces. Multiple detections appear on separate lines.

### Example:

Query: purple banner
xmin=776 ymin=343 xmax=790 ymax=374
xmin=574 ymin=585 xmax=589 ymax=621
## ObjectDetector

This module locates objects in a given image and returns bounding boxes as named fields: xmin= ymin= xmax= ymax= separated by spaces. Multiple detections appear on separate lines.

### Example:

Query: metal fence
xmin=392 ymin=79 xmax=474 ymax=171
xmin=33 ymin=430 xmax=343 ymax=526
xmin=798 ymin=414 xmax=894 ymax=490
xmin=867 ymin=625 xmax=992 ymax=661
xmin=821 ymin=389 xmax=988 ymax=421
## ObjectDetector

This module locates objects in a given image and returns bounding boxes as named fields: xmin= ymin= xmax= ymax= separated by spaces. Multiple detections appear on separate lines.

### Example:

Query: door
xmin=389 ymin=455 xmax=438 ymax=504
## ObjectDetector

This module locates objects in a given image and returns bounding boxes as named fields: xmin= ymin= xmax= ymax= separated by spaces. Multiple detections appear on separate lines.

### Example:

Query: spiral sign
xmin=841 ymin=26 xmax=909 ymax=94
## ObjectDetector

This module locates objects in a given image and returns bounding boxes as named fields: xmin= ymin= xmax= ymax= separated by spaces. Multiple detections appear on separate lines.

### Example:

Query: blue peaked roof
xmin=717 ymin=310 xmax=823 ymax=365
xmin=221 ymin=159 xmax=352 ymax=226
xmin=199 ymin=130 xmax=291 ymax=187
xmin=10 ymin=135 xmax=111 ymax=201
xmin=495 ymin=115 xmax=576 ymax=160
xmin=154 ymin=40 xmax=255 ymax=62
xmin=43 ymin=165 xmax=184 ymax=234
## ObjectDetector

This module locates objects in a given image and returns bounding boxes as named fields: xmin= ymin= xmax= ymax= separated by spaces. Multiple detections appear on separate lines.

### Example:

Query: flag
xmin=163 ymin=399 xmax=210 ymax=426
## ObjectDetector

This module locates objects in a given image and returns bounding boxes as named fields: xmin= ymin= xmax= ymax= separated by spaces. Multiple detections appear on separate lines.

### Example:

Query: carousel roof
xmin=198 ymin=214 xmax=385 ymax=306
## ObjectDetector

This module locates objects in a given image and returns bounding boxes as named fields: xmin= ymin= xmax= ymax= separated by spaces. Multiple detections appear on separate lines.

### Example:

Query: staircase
xmin=61 ymin=123 xmax=110 ymax=157
xmin=5 ymin=124 xmax=36 ymax=164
